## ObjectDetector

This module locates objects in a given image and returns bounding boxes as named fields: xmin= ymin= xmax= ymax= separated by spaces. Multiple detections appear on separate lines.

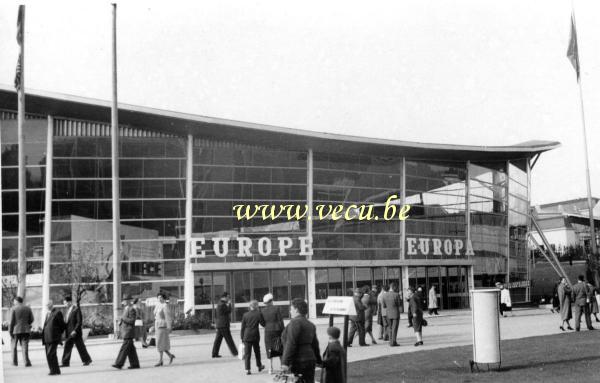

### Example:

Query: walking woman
xmin=557 ymin=277 xmax=573 ymax=331
xmin=132 ymin=298 xmax=149 ymax=348
xmin=409 ymin=287 xmax=424 ymax=346
xmin=153 ymin=293 xmax=175 ymax=366
xmin=261 ymin=293 xmax=284 ymax=374
xmin=428 ymin=285 xmax=439 ymax=316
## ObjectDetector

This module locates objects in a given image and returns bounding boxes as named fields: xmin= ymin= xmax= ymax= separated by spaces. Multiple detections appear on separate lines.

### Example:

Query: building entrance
xmin=193 ymin=269 xmax=307 ymax=323
xmin=407 ymin=266 xmax=470 ymax=310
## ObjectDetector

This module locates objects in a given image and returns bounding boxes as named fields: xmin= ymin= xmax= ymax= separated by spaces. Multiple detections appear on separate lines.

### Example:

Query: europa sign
xmin=406 ymin=237 xmax=474 ymax=257
xmin=190 ymin=236 xmax=313 ymax=258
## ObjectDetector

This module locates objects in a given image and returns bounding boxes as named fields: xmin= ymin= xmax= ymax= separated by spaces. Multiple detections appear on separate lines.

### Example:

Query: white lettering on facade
xmin=190 ymin=236 xmax=312 ymax=258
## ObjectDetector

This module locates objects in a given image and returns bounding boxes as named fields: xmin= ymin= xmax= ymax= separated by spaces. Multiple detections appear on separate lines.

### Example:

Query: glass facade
xmin=0 ymin=107 xmax=537 ymax=324
xmin=312 ymin=153 xmax=402 ymax=260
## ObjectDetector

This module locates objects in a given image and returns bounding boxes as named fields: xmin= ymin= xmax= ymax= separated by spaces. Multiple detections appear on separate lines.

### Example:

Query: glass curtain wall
xmin=191 ymin=140 xmax=308 ymax=263
xmin=469 ymin=162 xmax=508 ymax=287
xmin=508 ymin=160 xmax=530 ymax=302
xmin=405 ymin=160 xmax=468 ymax=259
xmin=312 ymin=153 xmax=402 ymax=261
xmin=1 ymin=115 xmax=47 ymax=312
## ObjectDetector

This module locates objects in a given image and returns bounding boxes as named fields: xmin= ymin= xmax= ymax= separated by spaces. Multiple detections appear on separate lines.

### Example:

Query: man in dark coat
xmin=572 ymin=275 xmax=594 ymax=331
xmin=281 ymin=298 xmax=322 ymax=383
xmin=61 ymin=296 xmax=92 ymax=367
xmin=112 ymin=295 xmax=140 ymax=369
xmin=9 ymin=296 xmax=34 ymax=367
xmin=211 ymin=292 xmax=238 ymax=358
xmin=382 ymin=282 xmax=402 ymax=346
xmin=347 ymin=288 xmax=367 ymax=347
xmin=42 ymin=301 xmax=66 ymax=375
xmin=320 ymin=327 xmax=346 ymax=383
xmin=240 ymin=300 xmax=265 ymax=375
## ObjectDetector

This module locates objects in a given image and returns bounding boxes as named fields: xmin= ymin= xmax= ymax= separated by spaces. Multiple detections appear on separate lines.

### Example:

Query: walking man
xmin=42 ymin=301 xmax=66 ymax=376
xmin=382 ymin=282 xmax=402 ymax=346
xmin=348 ymin=288 xmax=367 ymax=347
xmin=572 ymin=275 xmax=594 ymax=331
xmin=9 ymin=296 xmax=34 ymax=367
xmin=377 ymin=285 xmax=389 ymax=341
xmin=61 ymin=296 xmax=92 ymax=367
xmin=212 ymin=292 xmax=238 ymax=358
xmin=240 ymin=300 xmax=266 ymax=375
xmin=112 ymin=295 xmax=140 ymax=370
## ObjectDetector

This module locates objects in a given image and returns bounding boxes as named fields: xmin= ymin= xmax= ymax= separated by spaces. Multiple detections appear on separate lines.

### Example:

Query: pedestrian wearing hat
xmin=240 ymin=300 xmax=266 ymax=375
xmin=212 ymin=292 xmax=238 ymax=358
xmin=112 ymin=295 xmax=140 ymax=370
xmin=347 ymin=288 xmax=368 ymax=347
xmin=60 ymin=296 xmax=92 ymax=367
xmin=261 ymin=293 xmax=284 ymax=374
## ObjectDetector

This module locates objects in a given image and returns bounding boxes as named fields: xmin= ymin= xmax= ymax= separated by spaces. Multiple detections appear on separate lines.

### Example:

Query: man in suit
xmin=9 ymin=296 xmax=34 ymax=367
xmin=211 ymin=292 xmax=238 ymax=358
xmin=377 ymin=285 xmax=389 ymax=341
xmin=42 ymin=301 xmax=66 ymax=376
xmin=281 ymin=298 xmax=322 ymax=383
xmin=347 ymin=288 xmax=367 ymax=347
xmin=382 ymin=282 xmax=402 ymax=346
xmin=112 ymin=295 xmax=140 ymax=370
xmin=240 ymin=300 xmax=266 ymax=375
xmin=572 ymin=275 xmax=594 ymax=331
xmin=61 ymin=296 xmax=92 ymax=367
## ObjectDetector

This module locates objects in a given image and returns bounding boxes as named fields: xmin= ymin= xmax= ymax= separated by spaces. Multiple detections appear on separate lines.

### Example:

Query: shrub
xmin=172 ymin=311 xmax=213 ymax=331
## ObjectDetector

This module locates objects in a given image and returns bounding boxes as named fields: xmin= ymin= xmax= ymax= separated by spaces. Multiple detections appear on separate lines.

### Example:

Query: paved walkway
xmin=1 ymin=308 xmax=580 ymax=383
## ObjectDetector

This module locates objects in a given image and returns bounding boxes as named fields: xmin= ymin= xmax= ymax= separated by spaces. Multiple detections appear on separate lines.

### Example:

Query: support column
xmin=184 ymin=135 xmax=195 ymax=314
xmin=41 ymin=116 xmax=53 ymax=320
xmin=306 ymin=149 xmax=317 ymax=319
xmin=526 ymin=158 xmax=532 ymax=302
xmin=401 ymin=158 xmax=409 ymax=312
xmin=466 ymin=161 xmax=474 ymax=308
xmin=402 ymin=265 xmax=410 ymax=313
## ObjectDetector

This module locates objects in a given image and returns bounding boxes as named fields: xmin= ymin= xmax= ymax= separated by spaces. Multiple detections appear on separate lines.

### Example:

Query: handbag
xmin=135 ymin=319 xmax=143 ymax=327
xmin=422 ymin=319 xmax=428 ymax=327
xmin=269 ymin=336 xmax=283 ymax=357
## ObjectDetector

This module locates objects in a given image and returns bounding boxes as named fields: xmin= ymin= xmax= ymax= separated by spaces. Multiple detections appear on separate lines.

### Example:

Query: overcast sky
xmin=1 ymin=0 xmax=599 ymax=205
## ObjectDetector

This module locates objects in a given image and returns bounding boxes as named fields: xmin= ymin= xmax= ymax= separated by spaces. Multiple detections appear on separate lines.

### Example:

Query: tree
xmin=1 ymin=274 xmax=20 ymax=308
xmin=53 ymin=241 xmax=112 ymax=306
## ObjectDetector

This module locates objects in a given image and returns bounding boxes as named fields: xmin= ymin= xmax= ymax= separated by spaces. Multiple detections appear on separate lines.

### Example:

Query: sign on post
xmin=322 ymin=296 xmax=357 ymax=316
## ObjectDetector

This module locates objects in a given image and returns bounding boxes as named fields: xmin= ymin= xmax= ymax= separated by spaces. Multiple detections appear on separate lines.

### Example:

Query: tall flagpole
xmin=16 ymin=4 xmax=27 ymax=299
xmin=111 ymin=3 xmax=122 ymax=335
xmin=570 ymin=9 xmax=597 ymax=258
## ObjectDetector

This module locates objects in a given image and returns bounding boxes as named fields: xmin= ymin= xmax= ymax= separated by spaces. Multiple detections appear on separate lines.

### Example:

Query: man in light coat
xmin=377 ymin=285 xmax=389 ymax=341
xmin=382 ymin=282 xmax=402 ymax=347
xmin=9 ymin=296 xmax=34 ymax=367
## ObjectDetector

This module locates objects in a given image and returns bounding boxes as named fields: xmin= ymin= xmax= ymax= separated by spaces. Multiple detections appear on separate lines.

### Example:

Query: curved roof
xmin=0 ymin=85 xmax=560 ymax=161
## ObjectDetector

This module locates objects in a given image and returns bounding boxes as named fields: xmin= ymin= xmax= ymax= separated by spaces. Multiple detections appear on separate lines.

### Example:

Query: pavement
xmin=1 ymin=307 xmax=580 ymax=383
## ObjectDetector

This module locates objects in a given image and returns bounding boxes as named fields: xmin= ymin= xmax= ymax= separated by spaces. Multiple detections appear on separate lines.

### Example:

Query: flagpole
xmin=571 ymin=9 xmax=598 ymax=258
xmin=111 ymin=3 xmax=122 ymax=335
xmin=16 ymin=4 xmax=27 ymax=299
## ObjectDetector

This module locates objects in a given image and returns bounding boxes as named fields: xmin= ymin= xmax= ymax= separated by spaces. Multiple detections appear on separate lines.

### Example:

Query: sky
xmin=0 ymin=0 xmax=599 ymax=206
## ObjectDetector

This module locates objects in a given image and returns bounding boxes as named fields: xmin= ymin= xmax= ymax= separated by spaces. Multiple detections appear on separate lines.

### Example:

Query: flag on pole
xmin=567 ymin=12 xmax=580 ymax=81
xmin=14 ymin=5 xmax=24 ymax=91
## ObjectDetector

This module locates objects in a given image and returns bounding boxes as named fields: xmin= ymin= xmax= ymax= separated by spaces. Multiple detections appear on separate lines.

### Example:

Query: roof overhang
xmin=0 ymin=85 xmax=561 ymax=161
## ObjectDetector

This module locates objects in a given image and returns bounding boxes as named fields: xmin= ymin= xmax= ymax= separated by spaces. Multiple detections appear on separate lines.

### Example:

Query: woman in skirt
xmin=153 ymin=293 xmax=175 ymax=366
xmin=261 ymin=293 xmax=284 ymax=374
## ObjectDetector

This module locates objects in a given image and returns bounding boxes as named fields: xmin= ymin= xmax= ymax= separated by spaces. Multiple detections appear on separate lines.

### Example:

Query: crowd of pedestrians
xmin=552 ymin=274 xmax=600 ymax=332
xmin=8 ymin=283 xmax=441 ymax=382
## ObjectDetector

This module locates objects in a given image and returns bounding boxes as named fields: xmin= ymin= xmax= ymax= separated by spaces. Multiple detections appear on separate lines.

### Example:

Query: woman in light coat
xmin=497 ymin=282 xmax=512 ymax=317
xmin=428 ymin=285 xmax=439 ymax=316
xmin=153 ymin=293 xmax=175 ymax=366
xmin=557 ymin=277 xmax=573 ymax=331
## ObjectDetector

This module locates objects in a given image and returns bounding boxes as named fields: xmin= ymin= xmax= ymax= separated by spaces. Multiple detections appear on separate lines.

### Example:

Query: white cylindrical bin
xmin=471 ymin=289 xmax=501 ymax=366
